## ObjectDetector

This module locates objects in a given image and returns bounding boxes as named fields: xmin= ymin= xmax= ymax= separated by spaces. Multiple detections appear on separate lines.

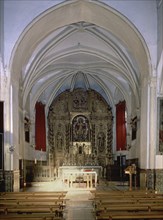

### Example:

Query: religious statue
xmin=56 ymin=132 xmax=63 ymax=151
xmin=97 ymin=132 xmax=105 ymax=152
xmin=73 ymin=116 xmax=89 ymax=141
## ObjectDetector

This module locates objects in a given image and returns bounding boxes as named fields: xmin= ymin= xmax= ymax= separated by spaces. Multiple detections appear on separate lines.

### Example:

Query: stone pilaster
xmin=139 ymin=169 xmax=147 ymax=190
xmin=4 ymin=171 xmax=13 ymax=192
xmin=0 ymin=170 xmax=5 ymax=192
xmin=13 ymin=170 xmax=20 ymax=191
xmin=140 ymin=168 xmax=163 ymax=192
xmin=4 ymin=170 xmax=20 ymax=192
xmin=155 ymin=169 xmax=163 ymax=193
xmin=146 ymin=169 xmax=155 ymax=190
xmin=140 ymin=169 xmax=155 ymax=190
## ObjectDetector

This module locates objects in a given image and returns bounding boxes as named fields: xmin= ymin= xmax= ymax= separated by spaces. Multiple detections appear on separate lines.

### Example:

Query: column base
xmin=140 ymin=169 xmax=163 ymax=193
xmin=4 ymin=170 xmax=20 ymax=192
xmin=139 ymin=169 xmax=147 ymax=190
xmin=155 ymin=169 xmax=163 ymax=193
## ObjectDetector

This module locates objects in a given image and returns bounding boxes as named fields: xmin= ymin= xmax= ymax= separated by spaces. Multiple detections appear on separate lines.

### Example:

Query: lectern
xmin=125 ymin=164 xmax=137 ymax=191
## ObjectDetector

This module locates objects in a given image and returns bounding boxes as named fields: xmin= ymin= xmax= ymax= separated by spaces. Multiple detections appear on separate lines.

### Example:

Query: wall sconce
xmin=130 ymin=117 xmax=139 ymax=128
xmin=127 ymin=144 xmax=131 ymax=150
xmin=9 ymin=145 xmax=15 ymax=153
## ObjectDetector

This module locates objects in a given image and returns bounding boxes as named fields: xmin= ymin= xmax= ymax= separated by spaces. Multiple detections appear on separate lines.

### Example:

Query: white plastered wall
xmin=1 ymin=0 xmax=158 ymax=171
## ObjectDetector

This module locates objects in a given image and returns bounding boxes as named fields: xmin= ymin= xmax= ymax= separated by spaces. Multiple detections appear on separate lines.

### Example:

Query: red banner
xmin=116 ymin=101 xmax=126 ymax=151
xmin=35 ymin=102 xmax=46 ymax=151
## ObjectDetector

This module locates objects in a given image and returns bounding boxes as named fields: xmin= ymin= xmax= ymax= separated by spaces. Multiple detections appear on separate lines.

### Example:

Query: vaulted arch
xmin=10 ymin=0 xmax=151 ymax=80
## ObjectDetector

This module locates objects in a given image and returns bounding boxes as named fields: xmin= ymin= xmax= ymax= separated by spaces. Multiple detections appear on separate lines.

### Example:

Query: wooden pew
xmin=0 ymin=192 xmax=67 ymax=200
xmin=0 ymin=206 xmax=64 ymax=219
xmin=0 ymin=214 xmax=62 ymax=220
xmin=0 ymin=191 xmax=67 ymax=219
xmin=94 ymin=190 xmax=163 ymax=199
xmin=0 ymin=204 xmax=62 ymax=212
xmin=94 ymin=190 xmax=163 ymax=220
xmin=95 ymin=198 xmax=163 ymax=205
xmin=96 ymin=211 xmax=163 ymax=219
xmin=0 ymin=193 xmax=68 ymax=205
xmin=96 ymin=204 xmax=149 ymax=213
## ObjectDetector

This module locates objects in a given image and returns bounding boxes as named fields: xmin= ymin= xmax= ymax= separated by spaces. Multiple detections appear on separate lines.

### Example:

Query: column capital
xmin=149 ymin=76 xmax=157 ymax=88
xmin=142 ymin=76 xmax=157 ymax=88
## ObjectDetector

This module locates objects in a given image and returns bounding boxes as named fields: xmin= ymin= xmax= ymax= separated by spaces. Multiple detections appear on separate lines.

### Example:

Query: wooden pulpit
xmin=125 ymin=164 xmax=137 ymax=191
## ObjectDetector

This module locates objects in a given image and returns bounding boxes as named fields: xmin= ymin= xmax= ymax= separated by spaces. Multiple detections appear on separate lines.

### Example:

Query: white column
xmin=140 ymin=75 xmax=157 ymax=169
xmin=10 ymin=84 xmax=13 ymax=170
xmin=86 ymin=174 xmax=89 ymax=188
xmin=70 ymin=174 xmax=73 ymax=188
xmin=0 ymin=39 xmax=11 ymax=171
xmin=148 ymin=77 xmax=157 ymax=169
xmin=3 ymin=85 xmax=10 ymax=171
xmin=90 ymin=173 xmax=93 ymax=188
xmin=4 ymin=83 xmax=13 ymax=171
xmin=95 ymin=173 xmax=97 ymax=187
xmin=12 ymin=81 xmax=20 ymax=171
xmin=139 ymin=76 xmax=150 ymax=169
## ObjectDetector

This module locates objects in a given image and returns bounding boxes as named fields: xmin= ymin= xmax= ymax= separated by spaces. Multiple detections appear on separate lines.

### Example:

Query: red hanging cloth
xmin=35 ymin=102 xmax=46 ymax=151
xmin=116 ymin=101 xmax=126 ymax=151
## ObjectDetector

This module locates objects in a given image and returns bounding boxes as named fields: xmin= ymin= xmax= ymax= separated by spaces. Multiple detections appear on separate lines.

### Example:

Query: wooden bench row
xmin=0 ymin=192 xmax=67 ymax=200
xmin=0 ymin=204 xmax=64 ymax=214
xmin=0 ymin=191 xmax=67 ymax=196
xmin=93 ymin=190 xmax=163 ymax=198
xmin=0 ymin=213 xmax=62 ymax=220
xmin=0 ymin=201 xmax=66 ymax=207
xmin=96 ymin=204 xmax=163 ymax=213
xmin=0 ymin=206 xmax=65 ymax=219
xmin=0 ymin=191 xmax=67 ymax=219
xmin=93 ymin=189 xmax=155 ymax=194
xmin=94 ymin=190 xmax=163 ymax=220
xmin=94 ymin=194 xmax=163 ymax=200
xmin=96 ymin=211 xmax=163 ymax=219
xmin=0 ymin=197 xmax=68 ymax=204
xmin=95 ymin=198 xmax=163 ymax=206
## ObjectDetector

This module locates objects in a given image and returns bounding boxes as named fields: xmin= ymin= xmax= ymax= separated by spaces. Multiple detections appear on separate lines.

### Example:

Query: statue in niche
xmin=56 ymin=132 xmax=63 ymax=151
xmin=73 ymin=116 xmax=89 ymax=141
xmin=79 ymin=145 xmax=82 ymax=154
xmin=75 ymin=118 xmax=85 ymax=139
xmin=97 ymin=132 xmax=105 ymax=152
xmin=94 ymin=149 xmax=97 ymax=155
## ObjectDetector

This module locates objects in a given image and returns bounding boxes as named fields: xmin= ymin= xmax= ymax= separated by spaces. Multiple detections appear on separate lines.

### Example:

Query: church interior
xmin=0 ymin=0 xmax=163 ymax=219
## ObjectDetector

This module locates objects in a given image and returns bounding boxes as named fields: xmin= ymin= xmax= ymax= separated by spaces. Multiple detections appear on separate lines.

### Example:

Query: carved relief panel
xmin=72 ymin=90 xmax=88 ymax=110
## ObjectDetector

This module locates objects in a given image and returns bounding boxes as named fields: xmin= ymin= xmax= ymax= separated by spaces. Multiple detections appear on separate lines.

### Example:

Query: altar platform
xmin=58 ymin=166 xmax=102 ymax=189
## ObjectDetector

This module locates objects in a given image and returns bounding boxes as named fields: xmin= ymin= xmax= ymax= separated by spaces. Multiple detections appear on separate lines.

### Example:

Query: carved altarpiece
xmin=48 ymin=89 xmax=113 ymax=176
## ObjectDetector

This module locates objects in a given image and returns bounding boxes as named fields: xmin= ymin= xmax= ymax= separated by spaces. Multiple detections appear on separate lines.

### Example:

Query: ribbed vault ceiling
xmin=10 ymin=1 xmax=150 ymax=117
